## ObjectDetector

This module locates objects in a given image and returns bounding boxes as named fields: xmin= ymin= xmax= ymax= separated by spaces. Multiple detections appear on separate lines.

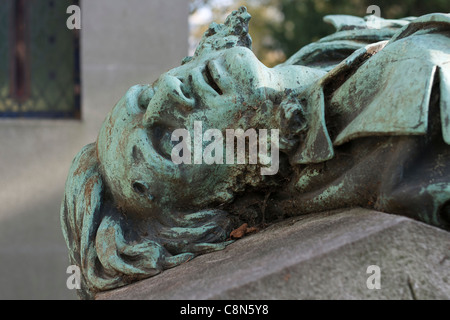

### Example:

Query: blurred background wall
xmin=0 ymin=0 xmax=189 ymax=299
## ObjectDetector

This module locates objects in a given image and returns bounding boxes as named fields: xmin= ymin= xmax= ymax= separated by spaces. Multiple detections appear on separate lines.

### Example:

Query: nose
xmin=143 ymin=74 xmax=195 ymax=127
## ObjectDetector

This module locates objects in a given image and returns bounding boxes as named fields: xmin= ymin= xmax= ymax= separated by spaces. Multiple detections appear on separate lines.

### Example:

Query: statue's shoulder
xmin=281 ymin=13 xmax=450 ymax=71
xmin=289 ymin=14 xmax=450 ymax=165
xmin=328 ymin=13 xmax=450 ymax=146
xmin=279 ymin=14 xmax=414 ymax=71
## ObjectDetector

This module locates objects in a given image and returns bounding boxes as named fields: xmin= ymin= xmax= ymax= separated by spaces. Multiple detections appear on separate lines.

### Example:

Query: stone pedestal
xmin=96 ymin=208 xmax=450 ymax=300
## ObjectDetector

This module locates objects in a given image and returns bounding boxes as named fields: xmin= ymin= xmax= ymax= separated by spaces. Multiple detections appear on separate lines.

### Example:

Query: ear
xmin=288 ymin=84 xmax=335 ymax=165
xmin=277 ymin=92 xmax=308 ymax=153
xmin=60 ymin=143 xmax=123 ymax=299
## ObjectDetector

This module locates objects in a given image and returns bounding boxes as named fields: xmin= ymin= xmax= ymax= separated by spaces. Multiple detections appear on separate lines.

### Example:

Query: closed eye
xmin=202 ymin=63 xmax=223 ymax=95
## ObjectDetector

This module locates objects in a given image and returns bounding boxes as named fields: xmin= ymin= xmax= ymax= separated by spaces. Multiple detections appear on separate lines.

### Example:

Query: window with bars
xmin=0 ymin=0 xmax=80 ymax=119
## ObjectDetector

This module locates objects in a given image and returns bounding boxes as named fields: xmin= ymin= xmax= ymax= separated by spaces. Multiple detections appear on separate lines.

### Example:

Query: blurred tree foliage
xmin=190 ymin=0 xmax=449 ymax=66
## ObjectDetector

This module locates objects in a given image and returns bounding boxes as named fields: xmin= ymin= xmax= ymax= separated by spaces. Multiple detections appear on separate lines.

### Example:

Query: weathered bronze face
xmin=96 ymin=44 xmax=323 ymax=219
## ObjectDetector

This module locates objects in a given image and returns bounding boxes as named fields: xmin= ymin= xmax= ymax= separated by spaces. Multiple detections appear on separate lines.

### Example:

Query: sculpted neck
xmin=270 ymin=64 xmax=327 ymax=94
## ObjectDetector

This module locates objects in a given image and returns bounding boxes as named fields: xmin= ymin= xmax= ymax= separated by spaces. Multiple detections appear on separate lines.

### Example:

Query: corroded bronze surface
xmin=61 ymin=7 xmax=450 ymax=299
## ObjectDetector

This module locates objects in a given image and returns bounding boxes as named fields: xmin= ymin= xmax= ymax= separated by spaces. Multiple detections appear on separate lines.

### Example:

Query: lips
xmin=151 ymin=123 xmax=178 ymax=161
xmin=142 ymin=60 xmax=226 ymax=163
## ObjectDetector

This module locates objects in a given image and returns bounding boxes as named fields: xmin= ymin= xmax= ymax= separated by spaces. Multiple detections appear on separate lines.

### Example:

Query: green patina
xmin=61 ymin=7 xmax=450 ymax=299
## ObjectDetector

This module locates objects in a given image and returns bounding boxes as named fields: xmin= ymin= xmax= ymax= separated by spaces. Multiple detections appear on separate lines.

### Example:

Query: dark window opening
xmin=0 ymin=0 xmax=81 ymax=119
xmin=10 ymin=0 xmax=30 ymax=103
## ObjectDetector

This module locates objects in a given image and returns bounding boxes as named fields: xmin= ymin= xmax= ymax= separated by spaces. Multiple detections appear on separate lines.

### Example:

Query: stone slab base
xmin=96 ymin=208 xmax=450 ymax=300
